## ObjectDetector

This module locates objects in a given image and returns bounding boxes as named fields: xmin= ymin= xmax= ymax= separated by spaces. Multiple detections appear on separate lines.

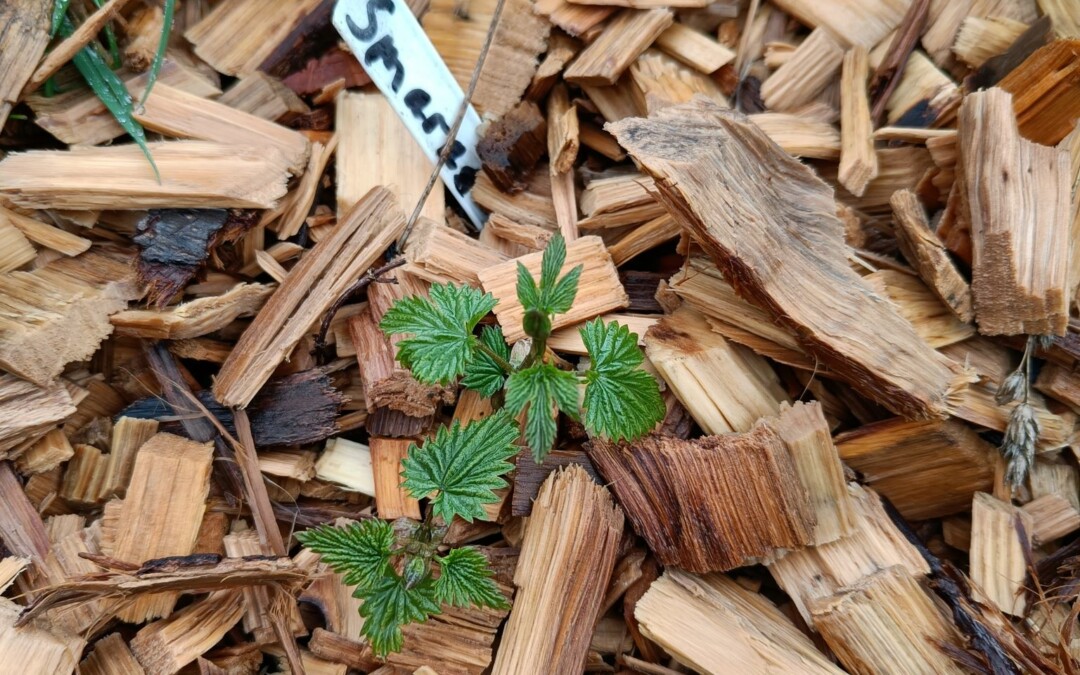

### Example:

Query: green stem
xmin=476 ymin=340 xmax=514 ymax=375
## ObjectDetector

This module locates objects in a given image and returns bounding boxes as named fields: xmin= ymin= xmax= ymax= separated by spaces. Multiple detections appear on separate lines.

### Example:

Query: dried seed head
xmin=1001 ymin=403 xmax=1038 ymax=488
xmin=994 ymin=369 xmax=1028 ymax=405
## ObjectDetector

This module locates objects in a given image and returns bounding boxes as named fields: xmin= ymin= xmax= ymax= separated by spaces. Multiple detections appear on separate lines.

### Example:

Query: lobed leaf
xmin=380 ymin=283 xmax=497 ymax=385
xmin=461 ymin=325 xmax=510 ymax=398
xmin=434 ymin=547 xmax=508 ymax=610
xmin=581 ymin=319 xmax=665 ymax=441
xmin=400 ymin=411 xmax=519 ymax=523
xmin=294 ymin=520 xmax=394 ymax=592
xmin=505 ymin=363 xmax=579 ymax=462
xmin=358 ymin=574 xmax=440 ymax=657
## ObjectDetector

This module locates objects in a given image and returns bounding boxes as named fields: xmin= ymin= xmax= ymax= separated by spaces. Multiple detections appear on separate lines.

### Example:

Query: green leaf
xmin=435 ymin=547 xmax=508 ymax=610
xmin=51 ymin=0 xmax=73 ymax=37
xmin=380 ymin=283 xmax=497 ymax=385
xmin=295 ymin=520 xmax=394 ymax=592
xmin=62 ymin=16 xmax=159 ymax=181
xmin=461 ymin=325 xmax=509 ymax=398
xmin=505 ymin=363 xmax=579 ymax=462
xmin=359 ymin=573 xmax=440 ymax=658
xmin=545 ymin=264 xmax=581 ymax=315
xmin=581 ymin=319 xmax=665 ymax=441
xmin=401 ymin=411 xmax=519 ymax=523
xmin=139 ymin=0 xmax=175 ymax=106
xmin=514 ymin=234 xmax=582 ymax=317
xmin=516 ymin=262 xmax=541 ymax=312
xmin=540 ymin=233 xmax=567 ymax=291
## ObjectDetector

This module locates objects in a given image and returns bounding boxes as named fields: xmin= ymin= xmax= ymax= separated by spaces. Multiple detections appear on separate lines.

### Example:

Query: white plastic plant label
xmin=332 ymin=0 xmax=487 ymax=229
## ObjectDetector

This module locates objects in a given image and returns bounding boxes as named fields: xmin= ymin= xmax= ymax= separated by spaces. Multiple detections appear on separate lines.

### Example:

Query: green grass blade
xmin=50 ymin=0 xmax=73 ymax=37
xmin=89 ymin=0 xmax=121 ymax=67
xmin=139 ymin=0 xmax=175 ymax=106
xmin=65 ymin=18 xmax=159 ymax=181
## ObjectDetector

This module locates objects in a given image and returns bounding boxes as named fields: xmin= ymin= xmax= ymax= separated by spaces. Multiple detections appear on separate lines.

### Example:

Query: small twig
xmin=396 ymin=0 xmax=508 ymax=250
xmin=868 ymin=0 xmax=930 ymax=126
xmin=313 ymin=257 xmax=407 ymax=359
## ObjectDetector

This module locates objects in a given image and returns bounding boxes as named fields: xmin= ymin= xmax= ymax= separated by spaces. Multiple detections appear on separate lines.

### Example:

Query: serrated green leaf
xmin=516 ymin=234 xmax=582 ymax=317
xmin=358 ymin=573 xmax=440 ymax=658
xmin=581 ymin=319 xmax=664 ymax=441
xmin=545 ymin=263 xmax=581 ymax=315
xmin=516 ymin=262 xmax=541 ymax=312
xmin=380 ymin=283 xmax=497 ymax=385
xmin=295 ymin=520 xmax=394 ymax=592
xmin=401 ymin=411 xmax=519 ymax=523
xmin=505 ymin=363 xmax=580 ymax=461
xmin=461 ymin=325 xmax=510 ymax=398
xmin=540 ymin=233 xmax=567 ymax=291
xmin=434 ymin=547 xmax=509 ymax=610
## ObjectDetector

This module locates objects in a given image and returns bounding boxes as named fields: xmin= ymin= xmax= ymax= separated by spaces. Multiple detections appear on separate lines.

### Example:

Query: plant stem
xmin=476 ymin=340 xmax=514 ymax=374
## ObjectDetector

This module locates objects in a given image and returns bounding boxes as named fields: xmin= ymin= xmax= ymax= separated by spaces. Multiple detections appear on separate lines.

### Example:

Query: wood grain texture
xmin=0 ymin=142 xmax=291 ymax=210
xmin=635 ymin=570 xmax=843 ymax=674
xmin=609 ymin=99 xmax=958 ymax=419
xmin=492 ymin=465 xmax=623 ymax=675
xmin=959 ymin=87 xmax=1070 ymax=336
xmin=564 ymin=9 xmax=673 ymax=86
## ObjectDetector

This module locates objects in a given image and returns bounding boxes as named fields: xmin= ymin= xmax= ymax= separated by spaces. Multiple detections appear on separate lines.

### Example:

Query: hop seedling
xmin=299 ymin=234 xmax=664 ymax=657
xmin=380 ymin=233 xmax=665 ymax=461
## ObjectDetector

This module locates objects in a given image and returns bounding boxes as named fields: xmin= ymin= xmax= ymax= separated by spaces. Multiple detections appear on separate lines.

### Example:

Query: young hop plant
xmin=298 ymin=234 xmax=664 ymax=657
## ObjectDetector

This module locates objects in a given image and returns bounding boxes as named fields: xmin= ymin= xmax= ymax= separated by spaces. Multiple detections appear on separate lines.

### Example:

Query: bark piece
xmin=836 ymin=418 xmax=994 ymax=520
xmin=112 ymin=433 xmax=214 ymax=623
xmin=634 ymin=570 xmax=842 ymax=674
xmin=654 ymin=23 xmax=734 ymax=74
xmin=425 ymin=0 xmax=550 ymax=117
xmin=369 ymin=438 xmax=421 ymax=520
xmin=404 ymin=218 xmax=507 ymax=286
xmin=609 ymin=97 xmax=958 ymax=419
xmin=0 ymin=598 xmax=78 ymax=675
xmin=133 ymin=208 xmax=256 ymax=306
xmin=761 ymin=28 xmax=844 ymax=111
xmin=129 ymin=590 xmax=245 ymax=675
xmin=218 ymin=72 xmax=310 ymax=121
xmin=644 ymin=307 xmax=787 ymax=434
xmin=478 ymin=236 xmax=627 ymax=342
xmin=185 ymin=0 xmax=327 ymax=76
xmin=999 ymin=40 xmax=1080 ymax=145
xmin=511 ymin=449 xmax=601 ymax=516
xmin=336 ymin=90 xmax=443 ymax=222
xmin=839 ymin=47 xmax=878 ymax=197
xmin=122 ymin=369 xmax=343 ymax=448
xmin=890 ymin=189 xmax=973 ymax=322
xmin=0 ymin=142 xmax=291 ymax=210
xmin=127 ymin=81 xmax=309 ymax=174
xmin=766 ymin=483 xmax=929 ymax=627
xmin=214 ymin=187 xmax=405 ymax=408
xmin=0 ymin=0 xmax=50 ymax=130
xmin=1023 ymin=494 xmax=1080 ymax=544
xmin=492 ymin=465 xmax=623 ymax=674
xmin=111 ymin=283 xmax=273 ymax=339
xmin=589 ymin=402 xmax=850 ymax=572
xmin=0 ymin=252 xmax=131 ymax=386
xmin=0 ymin=376 xmax=76 ymax=456
xmin=969 ymin=491 xmax=1031 ymax=616
xmin=0 ymin=206 xmax=90 ymax=258
xmin=808 ymin=567 xmax=965 ymax=675
xmin=959 ymin=87 xmax=1070 ymax=336
xmin=564 ymin=9 xmax=674 ymax=86
xmin=478 ymin=100 xmax=548 ymax=193
xmin=80 ymin=633 xmax=143 ymax=675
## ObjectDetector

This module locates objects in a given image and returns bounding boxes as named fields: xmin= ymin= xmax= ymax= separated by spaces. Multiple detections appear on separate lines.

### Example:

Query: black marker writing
xmin=365 ymin=35 xmax=404 ymax=92
xmin=345 ymin=0 xmax=393 ymax=41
